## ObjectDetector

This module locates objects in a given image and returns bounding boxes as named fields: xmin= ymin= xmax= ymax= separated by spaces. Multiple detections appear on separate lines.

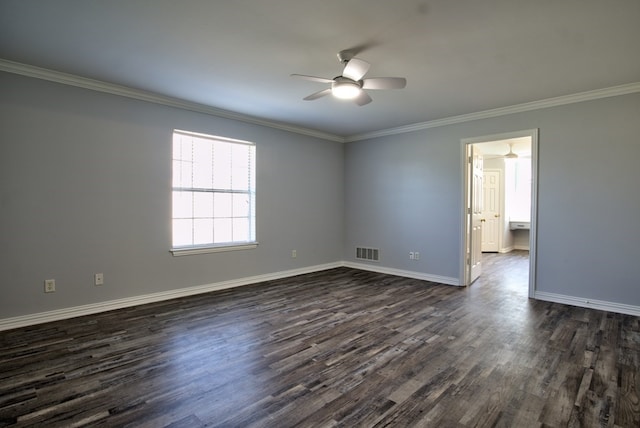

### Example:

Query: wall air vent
xmin=356 ymin=247 xmax=380 ymax=262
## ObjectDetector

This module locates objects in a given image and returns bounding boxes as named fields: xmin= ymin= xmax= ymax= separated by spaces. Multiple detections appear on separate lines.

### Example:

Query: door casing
xmin=460 ymin=129 xmax=539 ymax=298
xmin=468 ymin=144 xmax=484 ymax=285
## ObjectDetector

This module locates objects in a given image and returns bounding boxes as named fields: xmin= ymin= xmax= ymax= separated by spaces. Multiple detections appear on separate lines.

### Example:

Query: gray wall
xmin=2 ymin=69 xmax=639 ymax=321
xmin=345 ymin=92 xmax=640 ymax=305
xmin=0 ymin=72 xmax=344 ymax=319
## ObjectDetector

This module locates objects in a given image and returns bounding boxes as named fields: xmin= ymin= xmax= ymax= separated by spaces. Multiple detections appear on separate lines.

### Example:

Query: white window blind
xmin=171 ymin=130 xmax=256 ymax=254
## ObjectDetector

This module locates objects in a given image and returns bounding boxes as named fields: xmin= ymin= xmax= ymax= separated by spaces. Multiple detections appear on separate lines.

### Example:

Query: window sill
xmin=171 ymin=242 xmax=258 ymax=257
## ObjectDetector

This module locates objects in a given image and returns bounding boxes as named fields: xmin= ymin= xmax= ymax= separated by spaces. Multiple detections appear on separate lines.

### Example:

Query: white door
xmin=468 ymin=145 xmax=483 ymax=284
xmin=481 ymin=170 xmax=501 ymax=252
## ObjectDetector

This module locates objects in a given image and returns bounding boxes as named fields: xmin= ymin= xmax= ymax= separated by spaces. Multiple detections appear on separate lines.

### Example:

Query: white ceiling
xmin=1 ymin=0 xmax=639 ymax=139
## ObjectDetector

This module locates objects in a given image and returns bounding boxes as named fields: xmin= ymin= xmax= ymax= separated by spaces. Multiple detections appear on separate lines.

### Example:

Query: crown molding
xmin=3 ymin=59 xmax=638 ymax=145
xmin=0 ymin=59 xmax=344 ymax=143
xmin=344 ymin=82 xmax=640 ymax=142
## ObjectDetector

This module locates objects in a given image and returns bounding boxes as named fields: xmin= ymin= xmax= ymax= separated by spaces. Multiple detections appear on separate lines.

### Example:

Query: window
xmin=506 ymin=158 xmax=531 ymax=222
xmin=171 ymin=130 xmax=256 ymax=255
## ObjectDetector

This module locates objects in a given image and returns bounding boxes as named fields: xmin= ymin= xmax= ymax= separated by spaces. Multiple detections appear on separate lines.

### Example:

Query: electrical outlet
xmin=44 ymin=279 xmax=56 ymax=293
xmin=409 ymin=252 xmax=415 ymax=260
xmin=94 ymin=273 xmax=104 ymax=286
xmin=291 ymin=250 xmax=297 ymax=258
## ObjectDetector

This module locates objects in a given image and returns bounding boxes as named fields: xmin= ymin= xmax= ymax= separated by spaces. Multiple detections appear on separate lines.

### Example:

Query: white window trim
xmin=171 ymin=242 xmax=259 ymax=257
xmin=171 ymin=129 xmax=257 ymax=255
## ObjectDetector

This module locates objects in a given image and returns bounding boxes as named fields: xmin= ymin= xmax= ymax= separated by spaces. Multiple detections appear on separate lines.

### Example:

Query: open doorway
xmin=460 ymin=129 xmax=538 ymax=298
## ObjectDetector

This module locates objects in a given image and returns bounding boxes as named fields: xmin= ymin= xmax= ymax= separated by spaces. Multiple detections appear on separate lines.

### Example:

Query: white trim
xmin=345 ymin=83 xmax=640 ymax=142
xmin=171 ymin=243 xmax=258 ymax=256
xmin=535 ymin=291 xmax=640 ymax=317
xmin=461 ymin=143 xmax=470 ymax=286
xmin=342 ymin=261 xmax=461 ymax=286
xmin=0 ymin=262 xmax=341 ymax=332
xmin=527 ymin=130 xmax=539 ymax=298
xmin=0 ymin=59 xmax=343 ymax=143
xmin=3 ymin=262 xmax=639 ymax=331
xmin=174 ymin=129 xmax=254 ymax=146
xmin=2 ymin=59 xmax=639 ymax=144
xmin=461 ymin=129 xmax=538 ymax=145
xmin=513 ymin=245 xmax=530 ymax=251
xmin=459 ymin=129 xmax=539 ymax=296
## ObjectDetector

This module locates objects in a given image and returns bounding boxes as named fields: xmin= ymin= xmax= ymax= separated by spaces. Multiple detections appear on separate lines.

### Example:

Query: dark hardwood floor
xmin=1 ymin=251 xmax=639 ymax=427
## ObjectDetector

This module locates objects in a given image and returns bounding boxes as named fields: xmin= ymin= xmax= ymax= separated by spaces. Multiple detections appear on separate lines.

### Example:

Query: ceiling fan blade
xmin=354 ymin=91 xmax=372 ymax=106
xmin=290 ymin=74 xmax=334 ymax=84
xmin=362 ymin=77 xmax=407 ymax=90
xmin=303 ymin=88 xmax=332 ymax=101
xmin=337 ymin=41 xmax=379 ymax=63
xmin=342 ymin=58 xmax=370 ymax=81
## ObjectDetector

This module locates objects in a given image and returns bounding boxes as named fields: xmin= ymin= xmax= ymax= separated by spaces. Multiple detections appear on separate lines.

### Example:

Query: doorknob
xmin=494 ymin=214 xmax=500 ymax=218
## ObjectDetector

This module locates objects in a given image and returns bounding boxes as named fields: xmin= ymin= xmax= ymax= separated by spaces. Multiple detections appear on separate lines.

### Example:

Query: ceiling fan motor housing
xmin=336 ymin=50 xmax=354 ymax=64
xmin=331 ymin=77 xmax=362 ymax=99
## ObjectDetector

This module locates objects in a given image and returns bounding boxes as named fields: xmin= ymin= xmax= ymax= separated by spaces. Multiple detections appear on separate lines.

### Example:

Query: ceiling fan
xmin=504 ymin=142 xmax=518 ymax=159
xmin=291 ymin=50 xmax=407 ymax=106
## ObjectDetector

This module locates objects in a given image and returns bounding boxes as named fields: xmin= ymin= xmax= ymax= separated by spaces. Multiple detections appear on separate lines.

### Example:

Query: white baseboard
xmin=5 ymin=263 xmax=638 ymax=332
xmin=342 ymin=261 xmax=461 ymax=286
xmin=0 ymin=262 xmax=342 ymax=332
xmin=534 ymin=291 xmax=640 ymax=317
xmin=498 ymin=245 xmax=530 ymax=252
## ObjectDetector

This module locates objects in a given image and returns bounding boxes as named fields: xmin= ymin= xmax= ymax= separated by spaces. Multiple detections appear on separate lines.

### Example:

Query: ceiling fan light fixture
xmin=331 ymin=79 xmax=361 ymax=99
xmin=504 ymin=142 xmax=518 ymax=159
xmin=292 ymin=53 xmax=406 ymax=105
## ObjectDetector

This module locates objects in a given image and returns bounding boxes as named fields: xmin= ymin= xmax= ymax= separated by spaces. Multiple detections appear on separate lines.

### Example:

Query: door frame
xmin=467 ymin=144 xmax=484 ymax=285
xmin=460 ymin=129 xmax=539 ymax=298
